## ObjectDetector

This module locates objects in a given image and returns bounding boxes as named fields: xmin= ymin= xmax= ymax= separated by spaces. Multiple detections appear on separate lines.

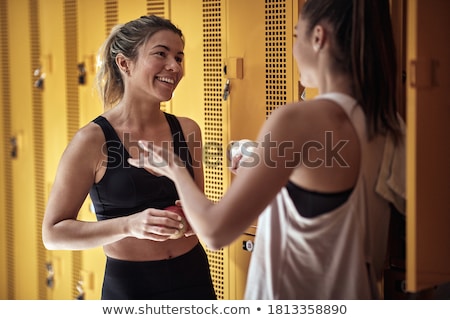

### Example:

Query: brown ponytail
xmin=301 ymin=0 xmax=403 ymax=143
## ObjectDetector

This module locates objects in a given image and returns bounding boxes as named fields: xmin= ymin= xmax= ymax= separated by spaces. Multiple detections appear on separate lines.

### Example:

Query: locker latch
xmin=10 ymin=137 xmax=18 ymax=159
xmin=33 ymin=66 xmax=45 ymax=89
xmin=223 ymin=79 xmax=231 ymax=101
xmin=78 ymin=63 xmax=87 ymax=85
xmin=46 ymin=262 xmax=55 ymax=288
xmin=76 ymin=280 xmax=85 ymax=300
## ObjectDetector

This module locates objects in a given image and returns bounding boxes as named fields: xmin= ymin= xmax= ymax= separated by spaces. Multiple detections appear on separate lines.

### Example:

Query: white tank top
xmin=244 ymin=93 xmax=394 ymax=299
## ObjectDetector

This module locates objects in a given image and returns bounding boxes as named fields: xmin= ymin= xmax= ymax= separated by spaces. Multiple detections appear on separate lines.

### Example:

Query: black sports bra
xmin=286 ymin=180 xmax=353 ymax=218
xmin=89 ymin=113 xmax=194 ymax=221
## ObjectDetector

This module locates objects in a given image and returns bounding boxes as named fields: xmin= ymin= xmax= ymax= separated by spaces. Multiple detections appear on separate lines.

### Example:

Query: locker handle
xmin=78 ymin=63 xmax=87 ymax=85
xmin=33 ymin=66 xmax=45 ymax=89
xmin=10 ymin=137 xmax=18 ymax=159
xmin=223 ymin=79 xmax=230 ymax=101
xmin=46 ymin=262 xmax=55 ymax=288
xmin=76 ymin=280 xmax=85 ymax=300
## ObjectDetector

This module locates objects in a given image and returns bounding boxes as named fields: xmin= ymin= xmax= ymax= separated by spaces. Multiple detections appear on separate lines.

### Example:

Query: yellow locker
xmin=6 ymin=0 xmax=40 ymax=299
xmin=170 ymin=0 xmax=231 ymax=300
xmin=225 ymin=0 xmax=299 ymax=300
xmin=0 ymin=0 xmax=8 ymax=300
xmin=39 ymin=0 xmax=73 ymax=300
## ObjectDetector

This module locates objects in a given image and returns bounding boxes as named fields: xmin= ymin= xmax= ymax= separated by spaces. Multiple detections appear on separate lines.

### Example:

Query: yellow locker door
xmin=40 ymin=0 xmax=74 ymax=300
xmin=406 ymin=0 xmax=450 ymax=293
xmin=7 ymin=0 xmax=40 ymax=299
xmin=225 ymin=0 xmax=267 ymax=143
xmin=0 ymin=0 xmax=10 ymax=300
xmin=0 ymin=0 xmax=44 ymax=299
xmin=170 ymin=0 xmax=231 ymax=300
xmin=0 ymin=0 xmax=59 ymax=300
xmin=225 ymin=0 xmax=298 ymax=300
xmin=225 ymin=0 xmax=268 ymax=300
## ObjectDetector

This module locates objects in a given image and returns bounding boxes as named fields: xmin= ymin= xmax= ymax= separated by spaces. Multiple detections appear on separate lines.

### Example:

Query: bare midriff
xmin=103 ymin=235 xmax=199 ymax=261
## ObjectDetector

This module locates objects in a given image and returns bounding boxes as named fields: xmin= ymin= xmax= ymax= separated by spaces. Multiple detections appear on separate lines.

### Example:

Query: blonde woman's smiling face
xmin=130 ymin=29 xmax=185 ymax=102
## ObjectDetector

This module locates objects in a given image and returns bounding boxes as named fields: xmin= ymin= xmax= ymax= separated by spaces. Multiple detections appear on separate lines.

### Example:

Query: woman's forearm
xmin=42 ymin=217 xmax=128 ymax=250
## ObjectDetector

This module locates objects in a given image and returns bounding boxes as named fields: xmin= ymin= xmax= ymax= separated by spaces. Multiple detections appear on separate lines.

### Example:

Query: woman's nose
xmin=166 ymin=57 xmax=182 ymax=72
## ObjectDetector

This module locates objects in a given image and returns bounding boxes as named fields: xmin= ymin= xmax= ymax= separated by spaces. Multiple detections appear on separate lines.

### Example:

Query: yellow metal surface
xmin=117 ymin=0 xmax=146 ymax=24
xmin=8 ymin=0 xmax=38 ymax=299
xmin=406 ymin=0 xmax=450 ymax=292
xmin=0 ymin=0 xmax=7 ymax=299
xmin=171 ymin=0 xmax=230 ymax=300
xmin=40 ymin=0 xmax=72 ymax=300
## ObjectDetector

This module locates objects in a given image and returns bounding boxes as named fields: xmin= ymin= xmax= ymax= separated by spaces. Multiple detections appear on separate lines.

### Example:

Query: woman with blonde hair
xmin=43 ymin=15 xmax=216 ymax=300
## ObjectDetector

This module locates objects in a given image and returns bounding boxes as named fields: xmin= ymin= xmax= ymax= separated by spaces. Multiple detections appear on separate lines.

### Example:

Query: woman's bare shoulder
xmin=71 ymin=121 xmax=106 ymax=147
xmin=174 ymin=116 xmax=202 ymax=137
xmin=59 ymin=121 xmax=107 ymax=165
xmin=54 ymin=120 xmax=107 ymax=183
xmin=262 ymin=100 xmax=326 ymax=132
xmin=269 ymin=99 xmax=350 ymax=130
xmin=276 ymin=98 xmax=341 ymax=115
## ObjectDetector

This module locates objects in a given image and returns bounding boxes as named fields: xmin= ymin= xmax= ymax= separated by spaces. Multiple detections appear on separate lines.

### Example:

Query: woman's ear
xmin=115 ymin=53 xmax=130 ymax=75
xmin=312 ymin=25 xmax=326 ymax=52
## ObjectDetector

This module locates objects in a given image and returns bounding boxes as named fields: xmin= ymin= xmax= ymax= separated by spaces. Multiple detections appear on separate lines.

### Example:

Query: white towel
xmin=375 ymin=116 xmax=406 ymax=214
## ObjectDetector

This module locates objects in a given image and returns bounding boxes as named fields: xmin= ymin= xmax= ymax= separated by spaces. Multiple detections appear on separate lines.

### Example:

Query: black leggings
xmin=101 ymin=243 xmax=217 ymax=300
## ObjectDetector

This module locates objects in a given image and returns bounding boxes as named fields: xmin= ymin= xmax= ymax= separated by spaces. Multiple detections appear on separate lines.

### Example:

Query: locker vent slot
xmin=202 ymin=0 xmax=226 ymax=300
xmin=64 ymin=0 xmax=82 ymax=300
xmin=0 ymin=0 xmax=15 ymax=300
xmin=105 ymin=0 xmax=118 ymax=37
xmin=147 ymin=0 xmax=166 ymax=17
xmin=265 ymin=0 xmax=288 ymax=118
xmin=29 ymin=0 xmax=47 ymax=300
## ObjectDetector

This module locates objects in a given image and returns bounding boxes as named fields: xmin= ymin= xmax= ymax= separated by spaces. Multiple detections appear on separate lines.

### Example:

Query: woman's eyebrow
xmin=152 ymin=44 xmax=184 ymax=55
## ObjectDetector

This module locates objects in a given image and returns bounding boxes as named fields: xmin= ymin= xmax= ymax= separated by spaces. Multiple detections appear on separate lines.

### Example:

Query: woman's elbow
xmin=202 ymin=239 xmax=223 ymax=251
xmin=42 ymin=226 xmax=59 ymax=250
xmin=42 ymin=233 xmax=54 ymax=250
xmin=200 ymin=232 xmax=233 ymax=251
